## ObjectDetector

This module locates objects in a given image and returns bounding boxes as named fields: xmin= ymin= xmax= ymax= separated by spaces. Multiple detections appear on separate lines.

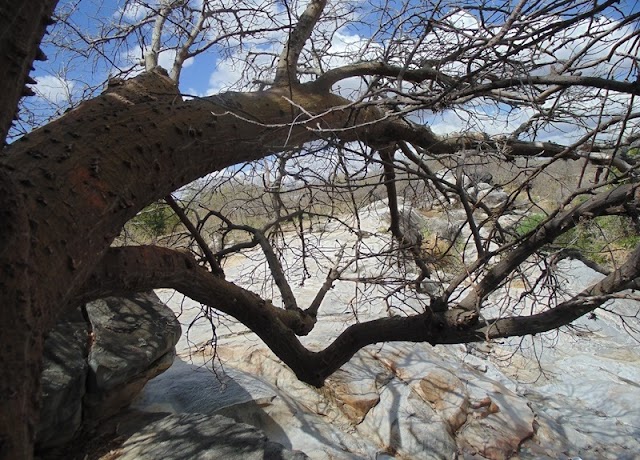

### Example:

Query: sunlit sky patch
xmin=17 ymin=0 xmax=640 ymax=146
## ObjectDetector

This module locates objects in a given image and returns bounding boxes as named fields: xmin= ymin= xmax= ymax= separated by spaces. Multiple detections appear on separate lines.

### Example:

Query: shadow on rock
xmin=130 ymin=355 xmax=306 ymax=458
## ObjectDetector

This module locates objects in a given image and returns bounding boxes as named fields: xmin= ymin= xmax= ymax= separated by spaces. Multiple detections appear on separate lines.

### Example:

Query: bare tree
xmin=1 ymin=0 xmax=640 ymax=457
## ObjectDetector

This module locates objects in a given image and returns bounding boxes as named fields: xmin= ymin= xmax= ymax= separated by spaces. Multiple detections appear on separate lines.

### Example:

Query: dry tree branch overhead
xmin=274 ymin=0 xmax=328 ymax=86
xmin=1 ymin=0 xmax=640 ymax=457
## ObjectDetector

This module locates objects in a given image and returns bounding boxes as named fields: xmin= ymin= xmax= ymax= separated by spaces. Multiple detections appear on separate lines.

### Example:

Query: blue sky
xmin=31 ymin=0 xmax=640 ymax=92
xmin=16 ymin=0 xmax=640 ymax=145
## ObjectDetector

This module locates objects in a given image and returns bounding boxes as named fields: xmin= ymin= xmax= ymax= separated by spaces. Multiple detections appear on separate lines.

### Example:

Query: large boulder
xmin=435 ymin=168 xmax=509 ymax=213
xmin=359 ymin=197 xmax=427 ymax=245
xmin=467 ymin=183 xmax=509 ymax=212
xmin=37 ymin=308 xmax=90 ymax=448
xmin=36 ymin=292 xmax=181 ymax=450
xmin=84 ymin=293 xmax=181 ymax=419
xmin=134 ymin=340 xmax=535 ymax=459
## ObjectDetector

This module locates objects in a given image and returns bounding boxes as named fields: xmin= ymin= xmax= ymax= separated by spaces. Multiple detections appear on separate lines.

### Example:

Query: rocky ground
xmin=133 ymin=199 xmax=640 ymax=459
xmin=37 ymin=181 xmax=640 ymax=459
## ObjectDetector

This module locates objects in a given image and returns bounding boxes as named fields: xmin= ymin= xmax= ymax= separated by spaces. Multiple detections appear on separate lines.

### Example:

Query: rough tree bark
xmin=0 ymin=40 xmax=433 ymax=457
xmin=0 ymin=1 xmax=59 ymax=457
xmin=0 ymin=1 xmax=58 ymax=144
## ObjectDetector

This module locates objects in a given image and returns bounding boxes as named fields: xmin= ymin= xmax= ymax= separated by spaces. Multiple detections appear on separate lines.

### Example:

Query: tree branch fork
xmin=75 ymin=211 xmax=640 ymax=388
xmin=7 ymin=68 xmax=639 ymax=388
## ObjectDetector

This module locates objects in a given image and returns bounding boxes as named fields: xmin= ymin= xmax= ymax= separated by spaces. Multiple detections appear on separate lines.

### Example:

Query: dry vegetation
xmin=122 ymin=151 xmax=638 ymax=278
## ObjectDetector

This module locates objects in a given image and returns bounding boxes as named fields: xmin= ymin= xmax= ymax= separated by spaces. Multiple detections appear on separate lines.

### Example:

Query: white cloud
xmin=445 ymin=9 xmax=480 ymax=30
xmin=157 ymin=49 xmax=195 ymax=70
xmin=426 ymin=103 xmax=536 ymax=136
xmin=205 ymin=42 xmax=292 ymax=94
xmin=33 ymin=75 xmax=75 ymax=105
xmin=206 ymin=62 xmax=238 ymax=94
xmin=325 ymin=31 xmax=383 ymax=66
xmin=116 ymin=1 xmax=152 ymax=22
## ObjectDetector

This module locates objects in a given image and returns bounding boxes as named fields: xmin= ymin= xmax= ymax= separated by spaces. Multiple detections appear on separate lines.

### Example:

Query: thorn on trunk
xmin=22 ymin=87 xmax=36 ymax=97
xmin=68 ymin=256 xmax=78 ymax=271
xmin=35 ymin=48 xmax=48 ymax=62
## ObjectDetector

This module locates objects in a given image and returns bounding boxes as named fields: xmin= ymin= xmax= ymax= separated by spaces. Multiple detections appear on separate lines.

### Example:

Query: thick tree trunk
xmin=0 ymin=67 xmax=380 ymax=459
xmin=0 ymin=169 xmax=41 ymax=460
xmin=0 ymin=0 xmax=58 ymax=144
xmin=0 ymin=1 xmax=58 ymax=458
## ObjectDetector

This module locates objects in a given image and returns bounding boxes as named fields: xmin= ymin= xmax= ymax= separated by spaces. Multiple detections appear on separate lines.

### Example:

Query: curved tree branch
xmin=455 ymin=182 xmax=640 ymax=312
xmin=312 ymin=61 xmax=457 ymax=92
xmin=144 ymin=1 xmax=171 ymax=72
xmin=453 ymin=75 xmax=640 ymax=100
xmin=164 ymin=194 xmax=225 ymax=277
xmin=466 ymin=242 xmax=640 ymax=341
xmin=77 ymin=245 xmax=316 ymax=335
xmin=77 ymin=240 xmax=640 ymax=388
xmin=274 ymin=0 xmax=327 ymax=86
xmin=379 ymin=114 xmax=640 ymax=172
xmin=310 ymin=61 xmax=640 ymax=99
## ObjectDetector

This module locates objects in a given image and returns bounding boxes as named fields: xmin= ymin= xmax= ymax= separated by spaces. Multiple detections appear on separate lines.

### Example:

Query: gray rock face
xmin=132 ymin=224 xmax=640 ymax=459
xmin=434 ymin=168 xmax=509 ymax=213
xmin=360 ymin=198 xmax=427 ymax=245
xmin=37 ymin=308 xmax=90 ymax=448
xmin=37 ymin=292 xmax=181 ymax=450
xmin=467 ymin=183 xmax=509 ymax=211
xmin=84 ymin=293 xmax=181 ymax=419
xmin=424 ymin=208 xmax=468 ymax=242
xmin=115 ymin=412 xmax=309 ymax=460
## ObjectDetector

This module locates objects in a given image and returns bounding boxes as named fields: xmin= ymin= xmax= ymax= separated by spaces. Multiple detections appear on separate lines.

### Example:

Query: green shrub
xmin=515 ymin=213 xmax=547 ymax=237
xmin=515 ymin=212 xmax=639 ymax=267
xmin=130 ymin=202 xmax=180 ymax=238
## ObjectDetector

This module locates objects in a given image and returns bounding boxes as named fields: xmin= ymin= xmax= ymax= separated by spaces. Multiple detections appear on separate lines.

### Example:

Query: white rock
xmin=131 ymin=213 xmax=640 ymax=460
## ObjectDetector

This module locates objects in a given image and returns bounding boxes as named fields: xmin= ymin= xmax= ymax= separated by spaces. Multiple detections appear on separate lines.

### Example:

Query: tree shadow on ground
xmin=38 ymin=356 xmax=298 ymax=459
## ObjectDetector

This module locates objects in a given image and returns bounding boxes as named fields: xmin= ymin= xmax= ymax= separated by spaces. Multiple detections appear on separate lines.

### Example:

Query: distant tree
xmin=1 ymin=0 xmax=639 ymax=457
